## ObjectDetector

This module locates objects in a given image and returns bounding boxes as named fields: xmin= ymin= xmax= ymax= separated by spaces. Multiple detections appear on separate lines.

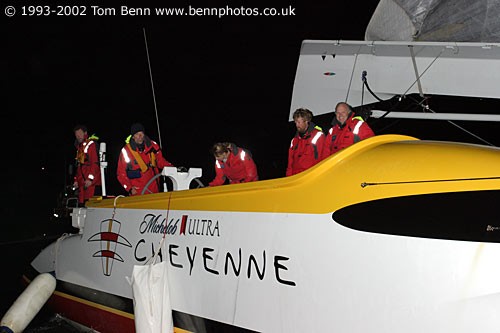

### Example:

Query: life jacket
xmin=124 ymin=135 xmax=158 ymax=171
xmin=287 ymin=122 xmax=325 ymax=176
xmin=290 ymin=123 xmax=324 ymax=160
xmin=328 ymin=116 xmax=365 ymax=144
xmin=210 ymin=143 xmax=258 ymax=186
xmin=75 ymin=134 xmax=99 ymax=165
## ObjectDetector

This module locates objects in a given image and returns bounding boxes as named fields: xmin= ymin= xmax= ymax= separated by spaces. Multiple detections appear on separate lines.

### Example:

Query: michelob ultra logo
xmin=138 ymin=213 xmax=220 ymax=237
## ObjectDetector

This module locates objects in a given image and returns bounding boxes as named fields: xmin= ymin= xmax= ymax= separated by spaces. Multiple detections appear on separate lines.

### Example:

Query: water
xmin=24 ymin=314 xmax=95 ymax=333
xmin=1 ymin=219 xmax=92 ymax=332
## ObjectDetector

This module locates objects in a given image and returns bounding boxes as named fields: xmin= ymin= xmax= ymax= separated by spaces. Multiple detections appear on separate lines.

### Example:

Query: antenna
xmin=143 ymin=28 xmax=163 ymax=148
xmin=99 ymin=142 xmax=107 ymax=197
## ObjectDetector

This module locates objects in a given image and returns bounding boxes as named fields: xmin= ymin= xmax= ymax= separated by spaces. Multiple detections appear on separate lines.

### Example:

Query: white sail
xmin=365 ymin=0 xmax=500 ymax=42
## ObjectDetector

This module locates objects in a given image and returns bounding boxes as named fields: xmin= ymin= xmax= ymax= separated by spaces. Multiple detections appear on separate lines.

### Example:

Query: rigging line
xmin=401 ymin=47 xmax=445 ymax=97
xmin=361 ymin=72 xmax=364 ymax=106
xmin=147 ymin=191 xmax=172 ymax=265
xmin=345 ymin=46 xmax=361 ymax=102
xmin=408 ymin=45 xmax=425 ymax=98
xmin=406 ymin=94 xmax=496 ymax=147
xmin=163 ymin=191 xmax=172 ymax=239
xmin=143 ymin=28 xmax=163 ymax=149
xmin=446 ymin=122 xmax=496 ymax=146
xmin=361 ymin=176 xmax=500 ymax=188
xmin=363 ymin=92 xmax=401 ymax=127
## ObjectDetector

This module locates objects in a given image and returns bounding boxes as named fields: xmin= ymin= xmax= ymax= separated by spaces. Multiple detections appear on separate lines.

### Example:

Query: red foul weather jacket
xmin=209 ymin=145 xmax=258 ymax=186
xmin=286 ymin=123 xmax=325 ymax=176
xmin=323 ymin=114 xmax=374 ymax=158
xmin=74 ymin=135 xmax=101 ymax=203
xmin=117 ymin=136 xmax=173 ymax=195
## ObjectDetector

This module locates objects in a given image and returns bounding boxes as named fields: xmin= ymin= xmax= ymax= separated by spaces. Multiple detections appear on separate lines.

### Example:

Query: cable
xmin=143 ymin=28 xmax=163 ymax=149
xmin=405 ymin=94 xmax=496 ymax=146
xmin=362 ymin=73 xmax=384 ymax=102
xmin=345 ymin=47 xmax=361 ymax=102
xmin=361 ymin=176 xmax=500 ymax=188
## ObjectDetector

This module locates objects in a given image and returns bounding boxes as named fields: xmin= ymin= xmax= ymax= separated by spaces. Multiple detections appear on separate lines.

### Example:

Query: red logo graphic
xmin=88 ymin=219 xmax=132 ymax=276
xmin=180 ymin=215 xmax=188 ymax=235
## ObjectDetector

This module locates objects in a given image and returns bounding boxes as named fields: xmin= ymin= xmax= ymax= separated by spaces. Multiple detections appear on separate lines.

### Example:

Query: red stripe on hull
xmin=47 ymin=293 xmax=135 ymax=333
xmin=100 ymin=231 xmax=119 ymax=242
xmin=100 ymin=249 xmax=116 ymax=258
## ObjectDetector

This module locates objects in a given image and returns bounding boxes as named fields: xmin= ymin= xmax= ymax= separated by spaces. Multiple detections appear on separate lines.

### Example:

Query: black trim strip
xmin=333 ymin=190 xmax=500 ymax=243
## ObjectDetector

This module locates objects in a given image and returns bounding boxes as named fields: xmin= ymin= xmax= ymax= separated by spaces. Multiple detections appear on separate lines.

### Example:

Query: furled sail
xmin=365 ymin=0 xmax=500 ymax=42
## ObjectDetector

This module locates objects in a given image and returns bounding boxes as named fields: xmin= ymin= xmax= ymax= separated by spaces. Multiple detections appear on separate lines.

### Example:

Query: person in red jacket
xmin=209 ymin=142 xmax=258 ymax=186
xmin=323 ymin=102 xmax=375 ymax=158
xmin=73 ymin=124 xmax=101 ymax=205
xmin=117 ymin=123 xmax=174 ymax=196
xmin=286 ymin=108 xmax=325 ymax=176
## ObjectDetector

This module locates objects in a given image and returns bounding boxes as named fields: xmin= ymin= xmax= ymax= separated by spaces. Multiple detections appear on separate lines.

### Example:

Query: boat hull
xmin=28 ymin=135 xmax=500 ymax=332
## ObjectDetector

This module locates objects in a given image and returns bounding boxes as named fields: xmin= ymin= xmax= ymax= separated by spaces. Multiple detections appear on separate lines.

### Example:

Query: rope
xmin=143 ymin=28 xmax=163 ymax=149
xmin=409 ymin=45 xmax=425 ymax=98
xmin=360 ymin=45 xmax=494 ymax=147
xmin=361 ymin=71 xmax=365 ymax=107
xmin=345 ymin=47 xmax=361 ymax=102
xmin=362 ymin=76 xmax=384 ymax=102
xmin=162 ymin=191 xmax=172 ymax=240
xmin=102 ymin=195 xmax=126 ymax=275
xmin=146 ymin=191 xmax=172 ymax=265
xmin=406 ymin=94 xmax=496 ymax=147
xmin=361 ymin=176 xmax=500 ymax=188
xmin=112 ymin=195 xmax=125 ymax=218
xmin=401 ymin=47 xmax=444 ymax=97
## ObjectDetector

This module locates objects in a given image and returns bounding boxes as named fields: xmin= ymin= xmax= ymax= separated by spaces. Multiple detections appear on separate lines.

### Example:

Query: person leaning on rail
xmin=72 ymin=124 xmax=101 ymax=205
xmin=209 ymin=142 xmax=258 ymax=186
xmin=286 ymin=108 xmax=325 ymax=176
xmin=116 ymin=122 xmax=174 ymax=196
xmin=322 ymin=102 xmax=374 ymax=158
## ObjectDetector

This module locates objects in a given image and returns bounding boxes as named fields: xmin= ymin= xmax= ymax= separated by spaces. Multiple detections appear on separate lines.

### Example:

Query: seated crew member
xmin=322 ymin=102 xmax=374 ymax=158
xmin=286 ymin=108 xmax=325 ymax=176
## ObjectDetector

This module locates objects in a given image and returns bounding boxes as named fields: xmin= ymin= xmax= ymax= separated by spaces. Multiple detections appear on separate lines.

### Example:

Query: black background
xmin=4 ymin=1 xmax=379 ymax=233
xmin=4 ymin=1 xmax=499 ymax=239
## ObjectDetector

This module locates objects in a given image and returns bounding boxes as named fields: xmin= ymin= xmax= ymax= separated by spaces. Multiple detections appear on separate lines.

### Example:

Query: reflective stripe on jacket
xmin=286 ymin=123 xmax=325 ymax=176
xmin=323 ymin=114 xmax=374 ymax=158
xmin=209 ymin=146 xmax=258 ymax=186
xmin=75 ymin=138 xmax=101 ymax=186
xmin=116 ymin=137 xmax=173 ymax=195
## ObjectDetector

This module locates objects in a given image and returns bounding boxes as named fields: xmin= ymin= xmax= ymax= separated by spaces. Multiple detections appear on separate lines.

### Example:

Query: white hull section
xmin=31 ymin=206 xmax=500 ymax=332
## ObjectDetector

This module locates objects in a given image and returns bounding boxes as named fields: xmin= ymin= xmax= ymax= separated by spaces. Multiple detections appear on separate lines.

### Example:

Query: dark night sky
xmin=4 ymin=1 xmax=379 ymax=226
xmin=5 ymin=1 xmax=498 ymax=235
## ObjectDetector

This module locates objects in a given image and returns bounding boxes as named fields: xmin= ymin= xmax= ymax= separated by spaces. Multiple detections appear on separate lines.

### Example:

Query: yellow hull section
xmin=88 ymin=135 xmax=500 ymax=214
